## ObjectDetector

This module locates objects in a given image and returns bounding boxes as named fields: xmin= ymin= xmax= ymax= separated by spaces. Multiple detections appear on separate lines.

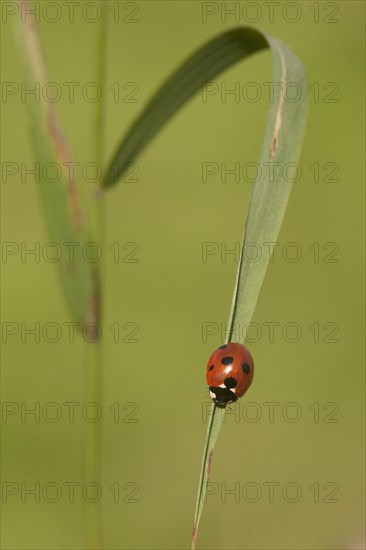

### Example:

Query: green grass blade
xmin=188 ymin=33 xmax=307 ymax=550
xmin=191 ymin=404 xmax=222 ymax=550
xmin=15 ymin=0 xmax=93 ymax=324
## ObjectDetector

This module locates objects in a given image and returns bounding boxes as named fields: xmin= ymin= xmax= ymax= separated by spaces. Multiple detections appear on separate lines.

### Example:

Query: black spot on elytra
xmin=242 ymin=362 xmax=250 ymax=374
xmin=209 ymin=364 xmax=214 ymax=371
xmin=219 ymin=344 xmax=227 ymax=350
xmin=224 ymin=377 xmax=237 ymax=389
xmin=221 ymin=356 xmax=233 ymax=366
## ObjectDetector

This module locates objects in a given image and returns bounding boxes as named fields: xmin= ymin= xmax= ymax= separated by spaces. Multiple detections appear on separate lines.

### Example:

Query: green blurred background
xmin=1 ymin=1 xmax=364 ymax=549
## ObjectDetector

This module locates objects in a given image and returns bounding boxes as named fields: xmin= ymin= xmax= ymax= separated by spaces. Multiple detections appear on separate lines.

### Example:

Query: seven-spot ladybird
xmin=206 ymin=342 xmax=254 ymax=407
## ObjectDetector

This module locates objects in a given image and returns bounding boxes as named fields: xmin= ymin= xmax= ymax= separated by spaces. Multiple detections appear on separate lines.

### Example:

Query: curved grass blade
xmin=15 ymin=0 xmax=94 ymax=324
xmin=192 ymin=37 xmax=307 ymax=550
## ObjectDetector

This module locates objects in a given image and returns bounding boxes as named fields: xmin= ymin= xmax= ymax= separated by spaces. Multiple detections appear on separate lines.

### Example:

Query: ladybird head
xmin=208 ymin=385 xmax=238 ymax=408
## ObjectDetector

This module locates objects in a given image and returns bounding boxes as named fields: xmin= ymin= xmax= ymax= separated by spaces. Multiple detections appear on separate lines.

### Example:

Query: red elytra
xmin=206 ymin=342 xmax=254 ymax=407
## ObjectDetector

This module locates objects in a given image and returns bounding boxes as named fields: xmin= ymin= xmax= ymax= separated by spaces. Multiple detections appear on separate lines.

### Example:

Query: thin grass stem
xmin=82 ymin=3 xmax=108 ymax=548
xmin=82 ymin=338 xmax=104 ymax=549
